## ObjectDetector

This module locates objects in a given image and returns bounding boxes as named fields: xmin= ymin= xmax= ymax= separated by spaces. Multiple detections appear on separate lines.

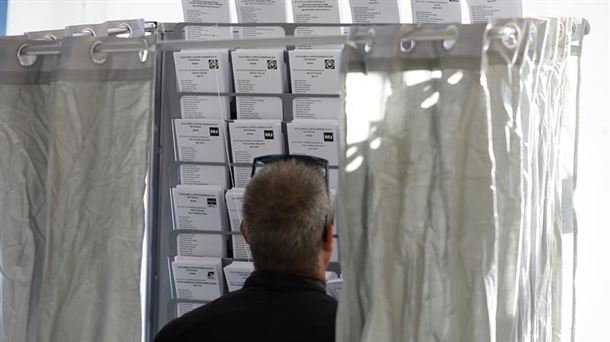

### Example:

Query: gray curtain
xmin=337 ymin=18 xmax=585 ymax=342
xmin=0 ymin=31 xmax=154 ymax=341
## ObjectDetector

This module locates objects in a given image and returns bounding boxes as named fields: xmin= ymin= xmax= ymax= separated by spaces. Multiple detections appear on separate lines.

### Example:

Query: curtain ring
xmin=41 ymin=34 xmax=57 ymax=41
xmin=501 ymin=22 xmax=521 ymax=50
xmin=399 ymin=37 xmax=416 ymax=53
xmin=138 ymin=38 xmax=149 ymax=63
xmin=558 ymin=20 xmax=566 ymax=41
xmin=81 ymin=27 xmax=96 ymax=37
xmin=118 ymin=23 xmax=133 ymax=38
xmin=528 ymin=24 xmax=538 ymax=46
xmin=364 ymin=27 xmax=375 ymax=54
xmin=90 ymin=40 xmax=108 ymax=65
xmin=16 ymin=44 xmax=38 ymax=67
xmin=443 ymin=25 xmax=458 ymax=51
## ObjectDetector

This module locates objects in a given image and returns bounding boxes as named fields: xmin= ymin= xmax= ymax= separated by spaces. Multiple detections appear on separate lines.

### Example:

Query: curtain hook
xmin=90 ymin=40 xmax=108 ymax=65
xmin=443 ymin=25 xmax=458 ymax=51
xmin=80 ymin=27 xmax=96 ymax=37
xmin=118 ymin=23 xmax=133 ymax=38
xmin=16 ymin=44 xmax=38 ymax=67
xmin=558 ymin=20 xmax=566 ymax=41
xmin=501 ymin=22 xmax=521 ymax=50
xmin=528 ymin=24 xmax=538 ymax=45
xmin=138 ymin=38 xmax=149 ymax=63
xmin=41 ymin=34 xmax=57 ymax=41
xmin=363 ymin=27 xmax=375 ymax=54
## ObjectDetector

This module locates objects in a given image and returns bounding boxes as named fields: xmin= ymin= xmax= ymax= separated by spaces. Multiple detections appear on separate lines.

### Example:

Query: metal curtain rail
xmin=18 ymin=25 xmax=512 ymax=56
xmin=70 ymin=21 xmax=158 ymax=37
xmin=18 ymin=21 xmax=589 ymax=57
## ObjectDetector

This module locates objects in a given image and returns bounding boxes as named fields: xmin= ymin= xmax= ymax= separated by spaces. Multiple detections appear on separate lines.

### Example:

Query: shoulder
xmin=153 ymin=297 xmax=227 ymax=342
xmin=152 ymin=304 xmax=208 ymax=342
xmin=152 ymin=292 xmax=247 ymax=342
xmin=293 ymin=290 xmax=338 ymax=317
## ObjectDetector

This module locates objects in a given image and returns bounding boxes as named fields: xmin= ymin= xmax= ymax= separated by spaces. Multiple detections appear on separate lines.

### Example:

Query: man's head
xmin=240 ymin=159 xmax=334 ymax=279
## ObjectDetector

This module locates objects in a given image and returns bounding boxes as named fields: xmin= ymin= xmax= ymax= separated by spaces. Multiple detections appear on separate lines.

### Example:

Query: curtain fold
xmin=337 ymin=18 xmax=584 ymax=342
xmin=0 ymin=31 xmax=154 ymax=342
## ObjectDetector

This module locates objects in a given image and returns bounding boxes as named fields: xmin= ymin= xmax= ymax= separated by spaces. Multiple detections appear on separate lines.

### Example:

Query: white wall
xmin=5 ymin=1 xmax=609 ymax=341
xmin=6 ymin=0 xmax=183 ymax=35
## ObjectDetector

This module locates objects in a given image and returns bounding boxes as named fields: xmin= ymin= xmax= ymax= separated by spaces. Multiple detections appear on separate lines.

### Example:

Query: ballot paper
xmin=177 ymin=233 xmax=227 ymax=257
xmin=225 ymin=188 xmax=245 ymax=232
xmin=229 ymin=120 xmax=284 ymax=164
xmin=223 ymin=261 xmax=255 ymax=292
xmin=289 ymin=50 xmax=341 ymax=94
xmin=231 ymin=49 xmax=286 ymax=93
xmin=411 ymin=0 xmax=462 ymax=24
xmin=236 ymin=96 xmax=283 ymax=120
xmin=349 ymin=0 xmax=401 ymax=23
xmin=171 ymin=185 xmax=226 ymax=231
xmin=232 ymin=166 xmax=253 ymax=188
xmin=232 ymin=50 xmax=286 ymax=120
xmin=179 ymin=164 xmax=229 ymax=188
xmin=292 ymin=0 xmax=341 ymax=23
xmin=287 ymin=120 xmax=339 ymax=166
xmin=180 ymin=95 xmax=230 ymax=120
xmin=294 ymin=26 xmax=345 ymax=49
xmin=182 ymin=0 xmax=232 ymax=23
xmin=293 ymin=97 xmax=340 ymax=120
xmin=326 ymin=278 xmax=343 ymax=299
xmin=232 ymin=235 xmax=253 ymax=260
xmin=325 ymin=271 xmax=339 ymax=281
xmin=232 ymin=26 xmax=286 ymax=40
xmin=176 ymin=302 xmax=205 ymax=317
xmin=329 ymin=168 xmax=338 ymax=189
xmin=174 ymin=50 xmax=231 ymax=93
xmin=468 ymin=0 xmax=523 ymax=23
xmin=172 ymin=256 xmax=224 ymax=301
xmin=184 ymin=25 xmax=233 ymax=41
xmin=331 ymin=237 xmax=339 ymax=262
xmin=235 ymin=0 xmax=288 ymax=23
xmin=173 ymin=119 xmax=227 ymax=163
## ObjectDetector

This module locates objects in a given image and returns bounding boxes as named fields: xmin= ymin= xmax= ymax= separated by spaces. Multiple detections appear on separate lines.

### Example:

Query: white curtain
xmin=0 ymin=24 xmax=154 ymax=342
xmin=337 ymin=18 xmax=585 ymax=342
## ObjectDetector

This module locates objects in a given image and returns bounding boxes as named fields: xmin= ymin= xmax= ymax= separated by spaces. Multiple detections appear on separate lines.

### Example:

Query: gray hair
xmin=242 ymin=159 xmax=332 ymax=274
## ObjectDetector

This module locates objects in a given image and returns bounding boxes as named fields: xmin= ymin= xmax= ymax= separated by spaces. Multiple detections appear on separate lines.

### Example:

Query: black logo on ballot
xmin=209 ymin=127 xmax=220 ymax=136
xmin=207 ymin=271 xmax=216 ymax=280
xmin=267 ymin=59 xmax=277 ymax=70
xmin=208 ymin=59 xmax=219 ymax=69
xmin=264 ymin=130 xmax=274 ymax=140
xmin=323 ymin=132 xmax=334 ymax=142
xmin=207 ymin=198 xmax=217 ymax=207
xmin=325 ymin=59 xmax=335 ymax=69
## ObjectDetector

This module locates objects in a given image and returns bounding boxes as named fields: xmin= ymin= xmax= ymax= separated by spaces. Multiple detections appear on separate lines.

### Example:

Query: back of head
xmin=242 ymin=159 xmax=332 ymax=275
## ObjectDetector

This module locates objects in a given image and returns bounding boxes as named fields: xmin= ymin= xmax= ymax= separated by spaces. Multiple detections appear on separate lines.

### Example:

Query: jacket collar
xmin=244 ymin=270 xmax=326 ymax=294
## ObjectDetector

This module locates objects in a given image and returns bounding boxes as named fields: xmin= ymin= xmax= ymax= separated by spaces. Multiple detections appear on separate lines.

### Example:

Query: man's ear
xmin=322 ymin=223 xmax=333 ymax=252
xmin=240 ymin=221 xmax=250 ymax=244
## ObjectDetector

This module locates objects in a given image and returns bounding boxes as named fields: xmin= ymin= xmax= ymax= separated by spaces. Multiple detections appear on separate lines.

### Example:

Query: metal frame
xmin=147 ymin=22 xmax=349 ymax=340
xmin=19 ymin=23 xmax=522 ymax=55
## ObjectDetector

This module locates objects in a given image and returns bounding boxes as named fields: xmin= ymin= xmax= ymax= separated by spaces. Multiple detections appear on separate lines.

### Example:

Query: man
xmin=155 ymin=158 xmax=337 ymax=342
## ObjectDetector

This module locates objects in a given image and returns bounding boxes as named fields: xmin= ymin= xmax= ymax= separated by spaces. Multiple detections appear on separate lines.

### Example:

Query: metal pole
xmin=17 ymin=22 xmax=588 ymax=57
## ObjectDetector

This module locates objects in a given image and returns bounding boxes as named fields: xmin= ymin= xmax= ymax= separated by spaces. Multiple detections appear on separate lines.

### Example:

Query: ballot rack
xmin=147 ymin=22 xmax=348 ymax=340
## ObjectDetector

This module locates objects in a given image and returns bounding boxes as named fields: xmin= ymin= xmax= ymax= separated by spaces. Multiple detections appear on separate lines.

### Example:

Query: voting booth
xmin=146 ymin=0 xmax=562 ymax=338
xmin=0 ymin=0 xmax=592 ymax=341
xmin=152 ymin=20 xmax=346 ymax=334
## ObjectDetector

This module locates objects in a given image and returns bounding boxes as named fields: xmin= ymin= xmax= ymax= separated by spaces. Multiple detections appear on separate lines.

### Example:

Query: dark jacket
xmin=154 ymin=270 xmax=338 ymax=342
